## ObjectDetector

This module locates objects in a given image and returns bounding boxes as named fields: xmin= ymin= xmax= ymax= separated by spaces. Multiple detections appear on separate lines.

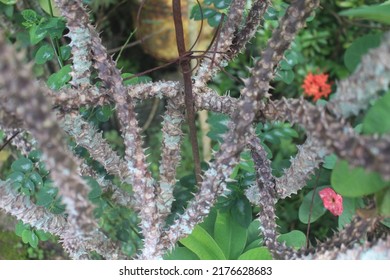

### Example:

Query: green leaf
xmin=35 ymin=44 xmax=55 ymax=64
xmin=21 ymin=229 xmax=31 ymax=244
xmin=9 ymin=177 xmax=24 ymax=190
xmin=49 ymin=199 xmax=66 ymax=214
xmin=40 ymin=17 xmax=66 ymax=39
xmin=0 ymin=0 xmax=17 ymax=4
xmin=15 ymin=221 xmax=28 ymax=237
xmin=96 ymin=105 xmax=113 ymax=122
xmin=191 ymin=7 xmax=216 ymax=20
xmin=29 ymin=24 xmax=48 ymax=44
xmin=280 ymin=126 xmax=299 ymax=138
xmin=264 ymin=7 xmax=278 ymax=20
xmin=208 ymin=12 xmax=223 ymax=27
xmin=305 ymin=169 xmax=332 ymax=189
xmin=238 ymin=247 xmax=272 ymax=260
xmin=237 ymin=151 xmax=255 ymax=174
xmin=28 ymin=150 xmax=42 ymax=162
xmin=35 ymin=230 xmax=50 ymax=241
xmin=21 ymin=9 xmax=38 ymax=24
xmin=38 ymin=161 xmax=49 ymax=176
xmin=337 ymin=1 xmax=356 ymax=8
xmin=339 ymin=4 xmax=390 ymax=24
xmin=277 ymin=230 xmax=306 ymax=249
xmin=331 ymin=160 xmax=388 ymax=197
xmin=298 ymin=187 xmax=327 ymax=224
xmin=280 ymin=60 xmax=293 ymax=70
xmin=199 ymin=208 xmax=217 ymax=236
xmin=28 ymin=231 xmax=39 ymax=248
xmin=84 ymin=176 xmax=102 ymax=199
xmin=280 ymin=51 xmax=299 ymax=70
xmin=246 ymin=219 xmax=261 ymax=246
xmin=47 ymin=65 xmax=72 ymax=90
xmin=338 ymin=197 xmax=363 ymax=229
xmin=323 ymin=153 xmax=338 ymax=170
xmin=376 ymin=187 xmax=390 ymax=216
xmin=29 ymin=172 xmax=43 ymax=187
xmin=343 ymin=33 xmax=381 ymax=72
xmin=382 ymin=218 xmax=390 ymax=228
xmin=362 ymin=91 xmax=390 ymax=135
xmin=207 ymin=112 xmax=229 ymax=142
xmin=2 ymin=3 xmax=14 ymax=17
xmin=231 ymin=197 xmax=252 ymax=228
xmin=116 ymin=229 xmax=130 ymax=242
xmin=11 ymin=157 xmax=33 ymax=173
xmin=60 ymin=45 xmax=71 ymax=60
xmin=257 ymin=121 xmax=298 ymax=145
xmin=214 ymin=210 xmax=247 ymax=259
xmin=7 ymin=171 xmax=25 ymax=183
xmin=244 ymin=239 xmax=262 ymax=252
xmin=213 ymin=0 xmax=231 ymax=9
xmin=164 ymin=246 xmax=199 ymax=260
xmin=23 ymin=178 xmax=35 ymax=192
xmin=21 ymin=187 xmax=31 ymax=196
xmin=275 ymin=69 xmax=295 ymax=84
xmin=180 ymin=225 xmax=226 ymax=260
xmin=36 ymin=189 xmax=54 ymax=207
xmin=202 ymin=8 xmax=217 ymax=19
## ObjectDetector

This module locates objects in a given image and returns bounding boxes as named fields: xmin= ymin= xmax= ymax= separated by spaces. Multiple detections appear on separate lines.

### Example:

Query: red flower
xmin=302 ymin=72 xmax=332 ymax=101
xmin=319 ymin=188 xmax=343 ymax=216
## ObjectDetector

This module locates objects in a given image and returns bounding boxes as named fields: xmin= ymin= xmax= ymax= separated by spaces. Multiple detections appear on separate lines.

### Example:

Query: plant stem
xmin=306 ymin=166 xmax=322 ymax=249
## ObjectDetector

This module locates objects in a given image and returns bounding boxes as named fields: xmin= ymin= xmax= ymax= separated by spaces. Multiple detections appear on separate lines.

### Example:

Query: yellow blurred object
xmin=132 ymin=0 xmax=214 ymax=61
xmin=0 ymin=150 xmax=10 ymax=167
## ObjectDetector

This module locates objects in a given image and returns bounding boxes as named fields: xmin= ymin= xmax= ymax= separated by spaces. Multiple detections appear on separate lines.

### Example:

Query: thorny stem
xmin=1 ymin=0 xmax=388 ymax=261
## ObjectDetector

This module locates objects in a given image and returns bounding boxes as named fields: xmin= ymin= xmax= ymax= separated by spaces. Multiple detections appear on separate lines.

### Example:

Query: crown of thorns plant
xmin=0 ymin=0 xmax=389 ymax=260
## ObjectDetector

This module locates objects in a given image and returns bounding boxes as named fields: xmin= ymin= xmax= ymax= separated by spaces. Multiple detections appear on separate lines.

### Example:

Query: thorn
xmin=245 ymin=66 xmax=253 ymax=73
xmin=224 ymin=178 xmax=237 ymax=183
xmin=242 ymin=78 xmax=251 ymax=86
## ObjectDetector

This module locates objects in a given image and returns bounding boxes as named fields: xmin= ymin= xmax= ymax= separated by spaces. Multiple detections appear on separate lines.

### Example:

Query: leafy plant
xmin=339 ymin=2 xmax=390 ymax=24
xmin=15 ymin=221 xmax=50 ymax=249
xmin=190 ymin=0 xmax=231 ymax=27
xmin=165 ymin=210 xmax=272 ymax=260
xmin=0 ymin=0 xmax=389 ymax=261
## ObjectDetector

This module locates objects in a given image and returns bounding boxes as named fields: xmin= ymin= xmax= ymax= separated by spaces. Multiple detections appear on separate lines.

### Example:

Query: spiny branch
xmin=0 ymin=0 xmax=387 ymax=261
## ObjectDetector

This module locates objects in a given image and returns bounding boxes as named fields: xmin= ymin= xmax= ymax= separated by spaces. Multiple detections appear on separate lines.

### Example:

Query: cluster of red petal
xmin=302 ymin=72 xmax=332 ymax=101
xmin=319 ymin=188 xmax=343 ymax=216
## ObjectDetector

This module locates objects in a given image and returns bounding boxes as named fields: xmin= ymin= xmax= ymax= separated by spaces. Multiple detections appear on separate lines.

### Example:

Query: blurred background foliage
xmin=0 ymin=0 xmax=389 ymax=259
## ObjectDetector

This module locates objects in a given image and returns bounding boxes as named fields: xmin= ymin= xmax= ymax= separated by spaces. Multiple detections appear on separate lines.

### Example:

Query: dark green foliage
xmin=362 ymin=91 xmax=390 ymax=135
xmin=1 ymin=0 xmax=389 ymax=260
xmin=190 ymin=0 xmax=231 ymax=27
xmin=15 ymin=221 xmax=50 ymax=248
xmin=298 ymin=187 xmax=327 ymax=224
xmin=6 ymin=151 xmax=65 ymax=215
xmin=165 ymin=209 xmax=271 ymax=260
xmin=277 ymin=230 xmax=306 ymax=249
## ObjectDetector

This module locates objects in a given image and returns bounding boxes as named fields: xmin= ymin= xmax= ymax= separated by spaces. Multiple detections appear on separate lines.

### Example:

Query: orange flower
xmin=302 ymin=72 xmax=332 ymax=101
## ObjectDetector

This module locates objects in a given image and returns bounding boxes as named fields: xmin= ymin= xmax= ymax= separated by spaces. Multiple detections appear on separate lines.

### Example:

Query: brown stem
xmin=172 ymin=0 xmax=202 ymax=184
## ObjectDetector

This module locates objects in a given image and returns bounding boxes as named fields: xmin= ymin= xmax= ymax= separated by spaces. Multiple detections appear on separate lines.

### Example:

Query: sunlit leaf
xmin=180 ymin=225 xmax=226 ymax=260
